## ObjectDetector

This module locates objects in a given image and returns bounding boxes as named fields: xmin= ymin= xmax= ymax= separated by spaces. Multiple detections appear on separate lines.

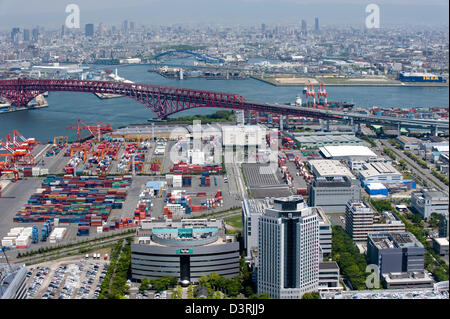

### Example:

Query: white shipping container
xmin=97 ymin=226 xmax=103 ymax=233
xmin=32 ymin=167 xmax=41 ymax=176
xmin=10 ymin=227 xmax=24 ymax=234
xmin=16 ymin=238 xmax=30 ymax=246
xmin=7 ymin=233 xmax=19 ymax=237
xmin=1 ymin=240 xmax=14 ymax=247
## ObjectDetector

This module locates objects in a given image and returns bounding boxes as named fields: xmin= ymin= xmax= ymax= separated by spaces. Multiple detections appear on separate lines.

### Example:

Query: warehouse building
xmin=357 ymin=161 xmax=402 ymax=186
xmin=411 ymin=189 xmax=449 ymax=220
xmin=293 ymin=132 xmax=362 ymax=149
xmin=131 ymin=219 xmax=240 ymax=285
xmin=319 ymin=145 xmax=377 ymax=162
xmin=396 ymin=136 xmax=422 ymax=151
xmin=112 ymin=124 xmax=189 ymax=141
xmin=222 ymin=124 xmax=267 ymax=147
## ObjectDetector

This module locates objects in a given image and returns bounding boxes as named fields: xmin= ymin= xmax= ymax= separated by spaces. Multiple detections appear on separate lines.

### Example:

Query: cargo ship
xmin=82 ymin=69 xmax=134 ymax=99
xmin=398 ymin=72 xmax=444 ymax=83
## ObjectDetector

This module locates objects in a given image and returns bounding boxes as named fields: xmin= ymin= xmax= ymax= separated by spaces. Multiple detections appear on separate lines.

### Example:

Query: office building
xmin=318 ymin=262 xmax=342 ymax=291
xmin=131 ymin=219 xmax=240 ymax=285
xmin=242 ymin=198 xmax=271 ymax=257
xmin=11 ymin=28 xmax=20 ymax=43
xmin=367 ymin=232 xmax=425 ymax=274
xmin=257 ymin=196 xmax=319 ymax=299
xmin=85 ymin=24 xmax=94 ymax=37
xmin=23 ymin=29 xmax=30 ymax=42
xmin=301 ymin=19 xmax=307 ymax=36
xmin=244 ymin=198 xmax=331 ymax=260
xmin=411 ymin=189 xmax=449 ymax=220
xmin=122 ymin=20 xmax=128 ymax=33
xmin=309 ymin=175 xmax=361 ymax=213
xmin=367 ymin=232 xmax=431 ymax=288
xmin=31 ymin=27 xmax=39 ymax=42
xmin=315 ymin=17 xmax=319 ymax=32
xmin=382 ymin=272 xmax=434 ymax=289
xmin=433 ymin=238 xmax=449 ymax=256
xmin=316 ymin=207 xmax=332 ymax=257
xmin=345 ymin=202 xmax=405 ymax=242
xmin=345 ymin=201 xmax=374 ymax=242
xmin=0 ymin=263 xmax=27 ymax=299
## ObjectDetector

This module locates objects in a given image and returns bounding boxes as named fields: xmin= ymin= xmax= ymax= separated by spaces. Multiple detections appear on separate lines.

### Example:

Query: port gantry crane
xmin=0 ymin=130 xmax=37 ymax=181
xmin=67 ymin=119 xmax=114 ymax=142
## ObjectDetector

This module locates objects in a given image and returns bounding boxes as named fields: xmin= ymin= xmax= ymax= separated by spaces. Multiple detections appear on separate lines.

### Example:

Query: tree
xmin=139 ymin=278 xmax=151 ymax=292
xmin=302 ymin=292 xmax=319 ymax=299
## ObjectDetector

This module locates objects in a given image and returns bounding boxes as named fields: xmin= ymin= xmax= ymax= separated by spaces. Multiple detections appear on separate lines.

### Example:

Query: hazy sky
xmin=0 ymin=0 xmax=448 ymax=29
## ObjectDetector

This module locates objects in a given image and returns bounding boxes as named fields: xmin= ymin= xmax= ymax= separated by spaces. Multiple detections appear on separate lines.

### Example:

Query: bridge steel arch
xmin=153 ymin=50 xmax=225 ymax=63
xmin=0 ymin=78 xmax=245 ymax=119
xmin=0 ymin=78 xmax=448 ymax=131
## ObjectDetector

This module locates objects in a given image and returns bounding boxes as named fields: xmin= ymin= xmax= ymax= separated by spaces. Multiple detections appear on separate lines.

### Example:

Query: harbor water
xmin=0 ymin=64 xmax=448 ymax=142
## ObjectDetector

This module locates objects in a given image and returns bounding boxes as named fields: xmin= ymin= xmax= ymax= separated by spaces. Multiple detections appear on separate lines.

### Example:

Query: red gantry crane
xmin=67 ymin=119 xmax=114 ymax=142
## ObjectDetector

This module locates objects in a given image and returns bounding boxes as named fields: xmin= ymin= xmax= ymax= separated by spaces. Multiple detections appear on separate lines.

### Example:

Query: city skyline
xmin=0 ymin=0 xmax=448 ymax=30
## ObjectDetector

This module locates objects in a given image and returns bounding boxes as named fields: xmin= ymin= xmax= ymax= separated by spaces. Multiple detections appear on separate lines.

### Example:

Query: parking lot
xmin=24 ymin=255 xmax=108 ymax=299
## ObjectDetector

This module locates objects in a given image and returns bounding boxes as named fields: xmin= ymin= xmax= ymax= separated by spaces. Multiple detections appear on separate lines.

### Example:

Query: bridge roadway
xmin=241 ymin=101 xmax=449 ymax=129
xmin=0 ymin=78 xmax=448 ymax=130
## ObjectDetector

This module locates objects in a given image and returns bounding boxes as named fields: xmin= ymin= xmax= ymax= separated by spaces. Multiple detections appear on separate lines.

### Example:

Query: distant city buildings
xmin=85 ymin=24 xmax=94 ymax=37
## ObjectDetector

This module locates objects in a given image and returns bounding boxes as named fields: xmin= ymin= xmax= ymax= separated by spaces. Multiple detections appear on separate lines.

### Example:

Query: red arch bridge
xmin=0 ymin=78 xmax=448 ymax=131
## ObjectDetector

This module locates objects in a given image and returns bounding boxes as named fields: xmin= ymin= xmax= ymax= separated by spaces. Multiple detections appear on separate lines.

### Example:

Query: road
xmin=378 ymin=139 xmax=448 ymax=195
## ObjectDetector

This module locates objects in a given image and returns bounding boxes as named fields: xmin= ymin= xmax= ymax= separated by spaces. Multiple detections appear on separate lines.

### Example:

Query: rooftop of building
xmin=294 ymin=134 xmax=361 ymax=144
xmin=382 ymin=271 xmax=434 ymax=283
xmin=414 ymin=188 xmax=449 ymax=200
xmin=309 ymin=159 xmax=355 ymax=179
xmin=369 ymin=232 xmax=423 ymax=250
xmin=243 ymin=198 xmax=271 ymax=216
xmin=397 ymin=135 xmax=422 ymax=144
xmin=433 ymin=237 xmax=449 ymax=246
xmin=319 ymin=261 xmax=340 ymax=271
xmin=319 ymin=145 xmax=377 ymax=159
xmin=358 ymin=161 xmax=401 ymax=178
xmin=347 ymin=201 xmax=372 ymax=211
